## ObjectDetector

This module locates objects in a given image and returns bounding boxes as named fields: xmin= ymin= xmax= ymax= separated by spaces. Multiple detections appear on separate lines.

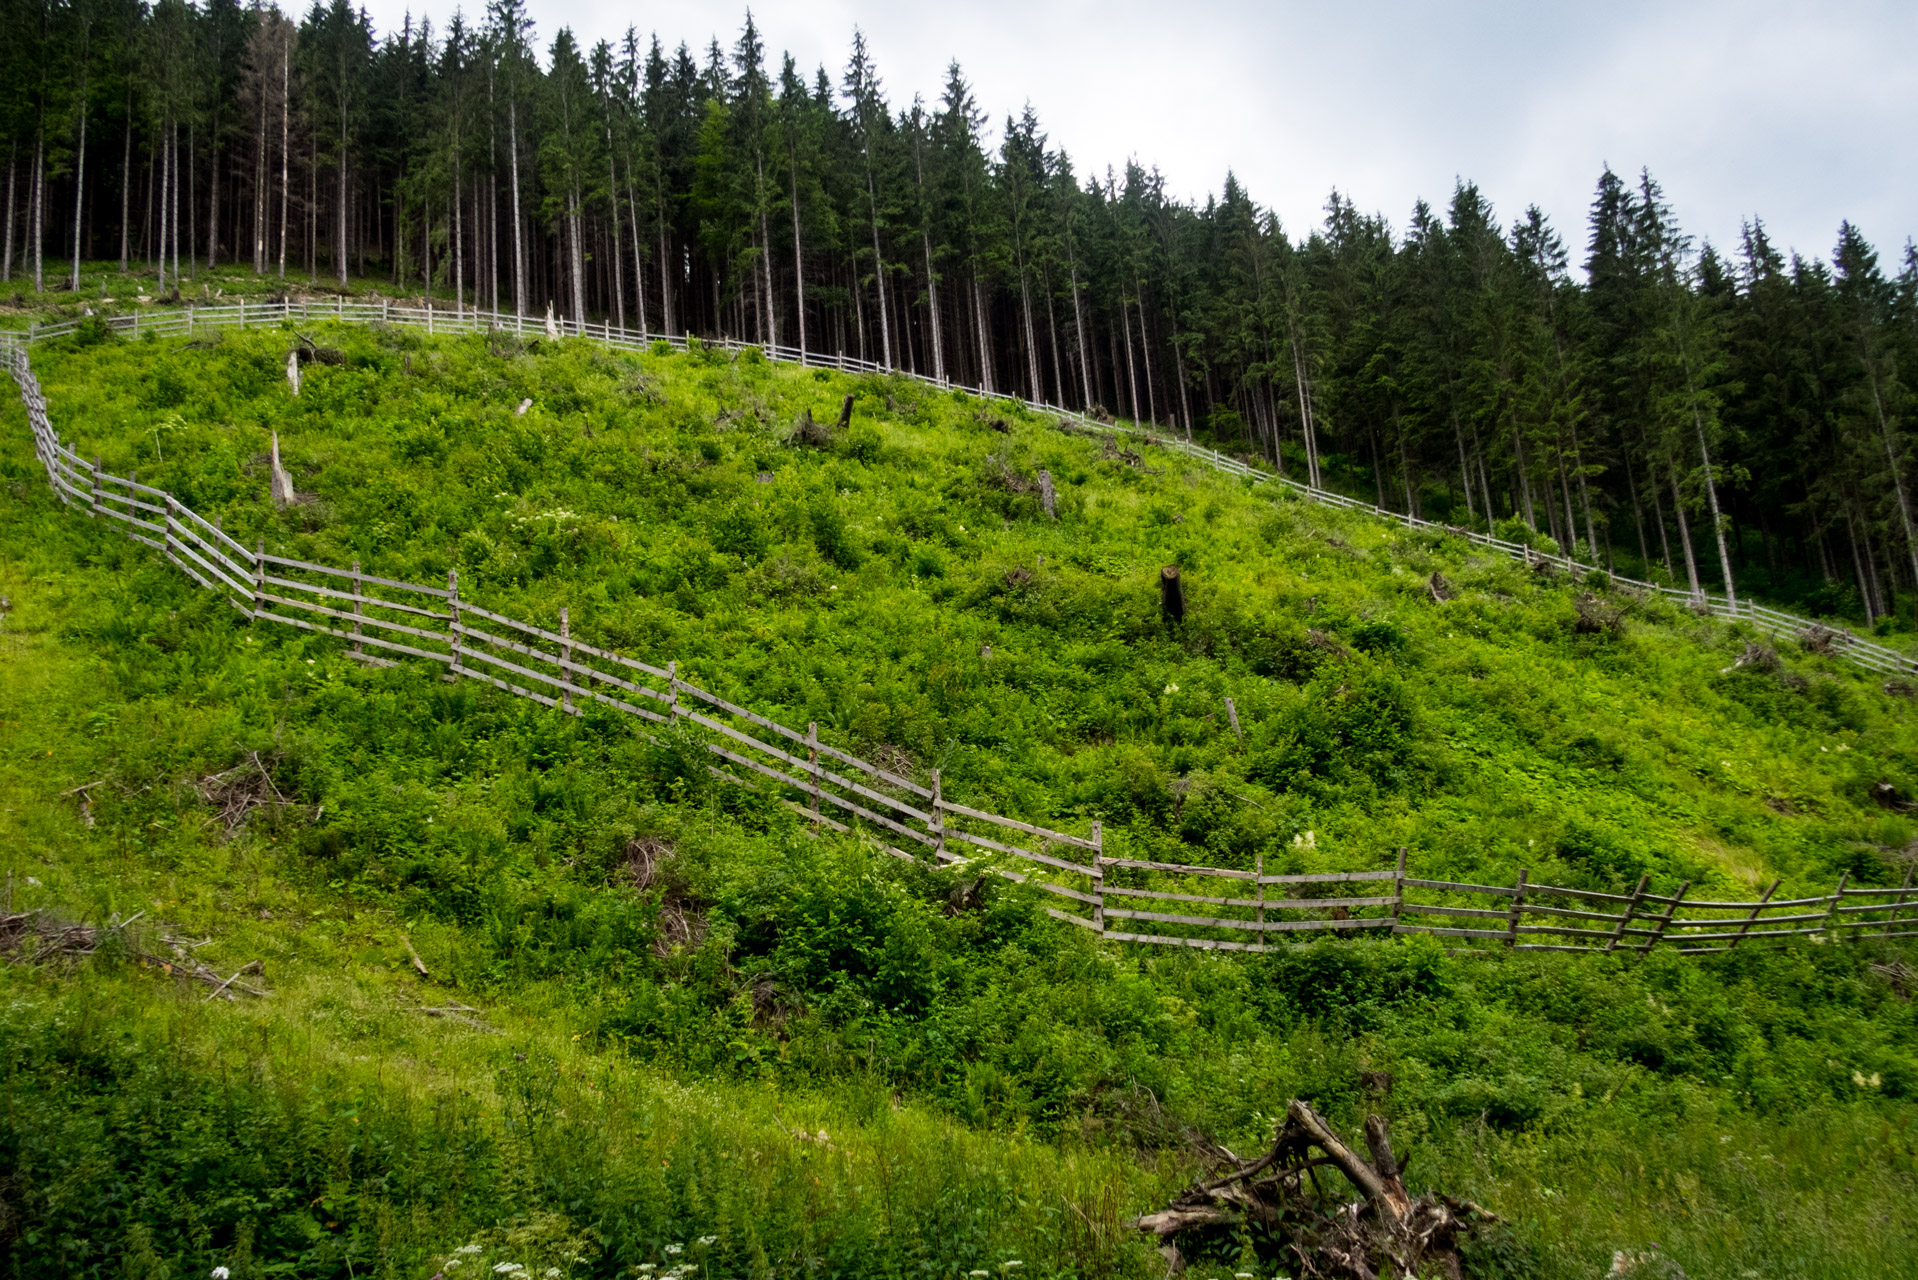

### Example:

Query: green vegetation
xmin=3 ymin=325 xmax=1917 ymax=1277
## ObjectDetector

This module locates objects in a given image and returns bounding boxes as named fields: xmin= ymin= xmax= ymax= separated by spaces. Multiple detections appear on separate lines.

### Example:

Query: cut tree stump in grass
xmin=1161 ymin=565 xmax=1185 ymax=623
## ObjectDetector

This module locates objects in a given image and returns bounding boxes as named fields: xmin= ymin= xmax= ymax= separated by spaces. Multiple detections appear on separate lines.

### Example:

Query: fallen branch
xmin=1 ymin=907 xmax=268 ymax=999
xmin=1133 ymin=1098 xmax=1495 ymax=1278
xmin=410 ymin=1000 xmax=501 ymax=1034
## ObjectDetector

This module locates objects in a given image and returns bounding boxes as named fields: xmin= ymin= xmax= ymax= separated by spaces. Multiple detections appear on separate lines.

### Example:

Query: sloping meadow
xmin=6 ymin=319 xmax=1918 ymax=1275
xmin=29 ymin=319 xmax=1918 ymax=898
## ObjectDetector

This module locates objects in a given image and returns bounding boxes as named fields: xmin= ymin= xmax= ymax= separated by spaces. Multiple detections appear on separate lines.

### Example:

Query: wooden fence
xmin=3 ymin=297 xmax=1907 ymax=678
xmin=6 ymin=310 xmax=1917 ymax=958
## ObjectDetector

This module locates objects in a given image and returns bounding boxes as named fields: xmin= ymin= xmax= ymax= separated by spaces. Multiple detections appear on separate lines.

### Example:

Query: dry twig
xmin=1133 ymin=1098 xmax=1494 ymax=1279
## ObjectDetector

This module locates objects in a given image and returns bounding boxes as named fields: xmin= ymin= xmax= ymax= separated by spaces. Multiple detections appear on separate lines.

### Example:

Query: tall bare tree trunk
xmin=1691 ymin=415 xmax=1735 ymax=602
xmin=623 ymin=160 xmax=646 ymax=337
xmin=70 ymin=70 xmax=89 ymax=291
xmin=568 ymin=189 xmax=585 ymax=326
xmin=206 ymin=112 xmax=218 ymax=268
xmin=151 ymin=123 xmax=165 ymax=292
xmin=972 ymin=271 xmax=993 ymax=393
xmin=118 ymin=94 xmax=131 ymax=273
xmin=1066 ymin=235 xmax=1090 ymax=407
xmin=185 ymin=122 xmax=195 ymax=283
xmin=336 ymin=96 xmax=348 ymax=286
xmin=277 ymin=37 xmax=289 ymax=278
xmin=31 ymin=128 xmax=45 ymax=292
xmin=453 ymin=167 xmax=464 ymax=310
xmin=1668 ymin=458 xmax=1702 ymax=596
xmin=253 ymin=72 xmax=267 ymax=272
xmin=1120 ymin=297 xmax=1140 ymax=423
xmin=603 ymin=150 xmax=622 ymax=328
xmin=507 ymin=97 xmax=524 ymax=314
xmin=865 ymin=177 xmax=889 ymax=369
xmin=1846 ymin=503 xmax=1879 ymax=623
xmin=657 ymin=222 xmax=672 ymax=334
xmin=3 ymin=145 xmax=16 ymax=283
xmin=787 ymin=156 xmax=804 ymax=355
xmin=1018 ymin=269 xmax=1040 ymax=401
xmin=1865 ymin=352 xmax=1918 ymax=612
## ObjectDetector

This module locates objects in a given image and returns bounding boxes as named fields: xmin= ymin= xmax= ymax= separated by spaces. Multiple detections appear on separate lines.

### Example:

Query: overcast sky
xmin=359 ymin=0 xmax=1915 ymax=271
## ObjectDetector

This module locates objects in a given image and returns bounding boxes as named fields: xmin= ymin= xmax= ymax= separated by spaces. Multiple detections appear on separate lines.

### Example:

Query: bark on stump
xmin=1161 ymin=565 xmax=1185 ymax=623
xmin=1133 ymin=1098 xmax=1495 ymax=1279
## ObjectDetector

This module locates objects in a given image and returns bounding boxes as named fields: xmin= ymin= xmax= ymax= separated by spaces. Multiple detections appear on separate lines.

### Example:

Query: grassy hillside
xmin=2 ymin=316 xmax=1917 ymax=1278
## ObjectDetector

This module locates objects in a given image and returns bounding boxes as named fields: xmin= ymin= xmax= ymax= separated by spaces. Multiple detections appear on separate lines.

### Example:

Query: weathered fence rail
xmin=6 ymin=306 xmax=1915 ymax=958
xmin=6 ymin=297 xmax=1907 ymax=676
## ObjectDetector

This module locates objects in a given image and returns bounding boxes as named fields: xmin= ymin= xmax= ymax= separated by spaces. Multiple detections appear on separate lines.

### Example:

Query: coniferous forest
xmin=1 ymin=0 xmax=1915 ymax=620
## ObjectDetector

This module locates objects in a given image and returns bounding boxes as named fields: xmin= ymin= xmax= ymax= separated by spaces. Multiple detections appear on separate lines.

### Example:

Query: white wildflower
xmin=970 ymin=1272 xmax=990 ymax=1278
xmin=493 ymin=1265 xmax=524 ymax=1275
xmin=1163 ymin=683 xmax=1178 ymax=694
xmin=664 ymin=1244 xmax=684 ymax=1256
xmin=212 ymin=1269 xmax=232 ymax=1280
xmin=697 ymin=1237 xmax=717 ymax=1247
xmin=458 ymin=1247 xmax=485 ymax=1256
xmin=445 ymin=1264 xmax=462 ymax=1272
xmin=545 ymin=1271 xmax=563 ymax=1278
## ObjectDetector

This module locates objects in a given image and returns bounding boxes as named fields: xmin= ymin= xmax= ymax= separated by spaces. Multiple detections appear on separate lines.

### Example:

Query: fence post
xmin=252 ymin=538 xmax=266 ymax=617
xmin=350 ymin=560 xmax=365 ymax=660
xmin=1725 ymin=879 xmax=1780 ymax=950
xmin=447 ymin=569 xmax=463 ymax=679
xmin=1224 ymin=696 xmax=1242 ymax=741
xmin=1640 ymin=881 xmax=1691 ymax=955
xmin=1092 ymin=821 xmax=1105 ymax=935
xmin=1255 ymin=851 xmax=1265 ymax=928
xmin=931 ymin=768 xmax=946 ymax=858
xmin=667 ymin=660 xmax=680 ymax=716
xmin=1887 ymin=869 xmax=1917 ymax=938
xmin=1505 ymin=868 xmax=1529 ymax=947
xmin=806 ymin=721 xmax=820 ymax=814
xmin=1390 ymin=847 xmax=1407 ymax=927
xmin=559 ymin=607 xmax=573 ymax=713
xmin=89 ymin=455 xmax=101 ymax=517
xmin=1604 ymin=874 xmax=1651 ymax=953
xmin=1819 ymin=872 xmax=1851 ymax=942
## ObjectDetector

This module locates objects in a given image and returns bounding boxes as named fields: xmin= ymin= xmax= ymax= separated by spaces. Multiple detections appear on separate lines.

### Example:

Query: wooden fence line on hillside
xmin=8 ymin=321 xmax=1917 ymax=958
xmin=4 ymin=299 xmax=1908 ymax=679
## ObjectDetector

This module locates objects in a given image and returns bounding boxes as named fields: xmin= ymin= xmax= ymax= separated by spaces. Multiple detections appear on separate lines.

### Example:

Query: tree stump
xmin=1133 ymin=1099 xmax=1495 ymax=1279
xmin=1160 ymin=565 xmax=1185 ymax=623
